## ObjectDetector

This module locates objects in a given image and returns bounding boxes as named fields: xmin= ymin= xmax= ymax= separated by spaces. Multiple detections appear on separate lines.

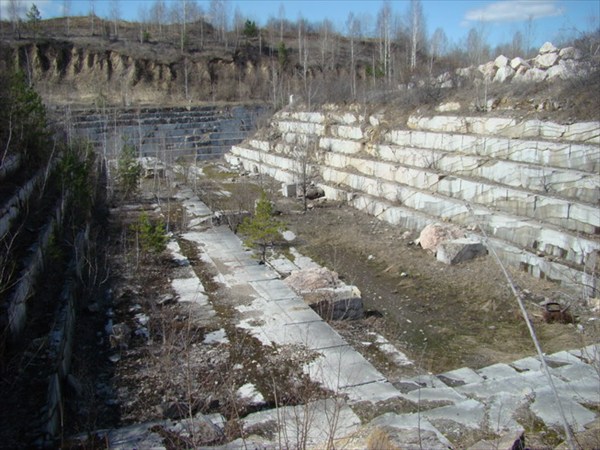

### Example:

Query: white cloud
xmin=465 ymin=0 xmax=563 ymax=23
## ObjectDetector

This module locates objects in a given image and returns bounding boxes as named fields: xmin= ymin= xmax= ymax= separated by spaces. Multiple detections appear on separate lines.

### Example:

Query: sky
xmin=1 ymin=0 xmax=599 ymax=49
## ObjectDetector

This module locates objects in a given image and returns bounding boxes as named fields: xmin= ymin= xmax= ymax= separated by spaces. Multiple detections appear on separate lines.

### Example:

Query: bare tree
xmin=110 ymin=0 xmax=120 ymax=39
xmin=466 ymin=25 xmax=489 ymax=65
xmin=89 ymin=0 xmax=96 ymax=36
xmin=511 ymin=30 xmax=524 ymax=57
xmin=233 ymin=6 xmax=244 ymax=47
xmin=150 ymin=0 xmax=166 ymax=39
xmin=377 ymin=1 xmax=392 ymax=84
xmin=278 ymin=3 xmax=285 ymax=43
xmin=523 ymin=15 xmax=536 ymax=57
xmin=63 ymin=0 xmax=71 ymax=36
xmin=408 ymin=0 xmax=426 ymax=71
xmin=138 ymin=4 xmax=149 ymax=43
xmin=346 ymin=12 xmax=360 ymax=100
xmin=8 ymin=0 xmax=22 ymax=38
xmin=429 ymin=27 xmax=447 ymax=74
xmin=319 ymin=19 xmax=335 ymax=70
xmin=210 ymin=0 xmax=229 ymax=47
xmin=187 ymin=2 xmax=203 ymax=48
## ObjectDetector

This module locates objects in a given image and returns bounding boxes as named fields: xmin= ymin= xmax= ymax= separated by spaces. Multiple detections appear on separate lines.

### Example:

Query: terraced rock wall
xmin=66 ymin=104 xmax=268 ymax=161
xmin=0 ymin=149 xmax=100 ymax=446
xmin=226 ymin=107 xmax=600 ymax=295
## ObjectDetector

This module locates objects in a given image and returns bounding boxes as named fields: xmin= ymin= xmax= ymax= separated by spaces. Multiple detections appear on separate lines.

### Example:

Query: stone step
xmin=229 ymin=144 xmax=599 ymax=268
xmin=406 ymin=115 xmax=600 ymax=144
xmin=271 ymin=130 xmax=600 ymax=203
xmin=271 ymin=114 xmax=599 ymax=173
xmin=261 ymin=138 xmax=598 ymax=234
xmin=227 ymin=148 xmax=596 ymax=293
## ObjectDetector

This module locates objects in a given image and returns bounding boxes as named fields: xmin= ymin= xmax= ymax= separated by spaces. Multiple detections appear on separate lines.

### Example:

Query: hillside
xmin=0 ymin=15 xmax=598 ymax=122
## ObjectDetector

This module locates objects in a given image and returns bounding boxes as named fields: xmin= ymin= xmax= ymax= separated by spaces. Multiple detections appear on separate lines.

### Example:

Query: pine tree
xmin=238 ymin=191 xmax=284 ymax=263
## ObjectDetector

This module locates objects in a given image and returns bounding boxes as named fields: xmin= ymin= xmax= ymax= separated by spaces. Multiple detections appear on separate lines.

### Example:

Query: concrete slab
xmin=171 ymin=277 xmax=209 ymax=305
xmin=408 ymin=374 xmax=450 ymax=389
xmin=568 ymin=344 xmax=600 ymax=362
xmin=269 ymin=257 xmax=300 ymax=276
xmin=552 ymin=361 xmax=599 ymax=382
xmin=223 ymin=264 xmax=279 ymax=284
xmin=511 ymin=356 xmax=542 ymax=372
xmin=547 ymin=350 xmax=588 ymax=365
xmin=282 ymin=321 xmax=348 ymax=350
xmin=305 ymin=345 xmax=386 ymax=391
xmin=341 ymin=380 xmax=402 ymax=404
xmin=486 ymin=392 xmax=526 ymax=431
xmin=423 ymin=399 xmax=486 ymax=429
xmin=403 ymin=386 xmax=467 ymax=405
xmin=530 ymin=389 xmax=597 ymax=432
xmin=370 ymin=412 xmax=453 ymax=448
xmin=457 ymin=370 xmax=561 ymax=399
xmin=275 ymin=298 xmax=323 ymax=323
xmin=240 ymin=398 xmax=361 ymax=448
xmin=439 ymin=367 xmax=485 ymax=386
xmin=478 ymin=363 xmax=520 ymax=380
xmin=290 ymin=248 xmax=321 ymax=270
xmin=249 ymin=279 xmax=298 ymax=301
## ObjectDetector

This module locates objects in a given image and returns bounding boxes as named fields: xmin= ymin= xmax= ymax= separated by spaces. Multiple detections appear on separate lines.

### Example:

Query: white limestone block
xmin=539 ymin=42 xmax=558 ymax=54
xmin=335 ymin=125 xmax=363 ymax=140
xmin=510 ymin=57 xmax=529 ymax=70
xmin=534 ymin=52 xmax=559 ymax=69
xmin=494 ymin=54 xmax=509 ymax=68
xmin=319 ymin=137 xmax=362 ymax=154
xmin=493 ymin=65 xmax=515 ymax=83
xmin=564 ymin=122 xmax=600 ymax=143
xmin=559 ymin=46 xmax=583 ymax=60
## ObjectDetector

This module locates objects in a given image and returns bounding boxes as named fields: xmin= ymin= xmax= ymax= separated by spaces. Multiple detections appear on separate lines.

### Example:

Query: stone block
xmin=534 ymin=52 xmax=559 ymax=69
xmin=281 ymin=183 xmax=297 ymax=197
xmin=493 ymin=66 xmax=515 ymax=83
xmin=494 ymin=54 xmax=509 ymax=68
xmin=539 ymin=41 xmax=558 ymax=54
xmin=436 ymin=238 xmax=487 ymax=265
xmin=559 ymin=46 xmax=583 ymax=60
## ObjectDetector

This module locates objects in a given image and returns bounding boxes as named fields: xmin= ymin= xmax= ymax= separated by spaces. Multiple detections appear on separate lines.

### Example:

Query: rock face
xmin=285 ymin=268 xmax=364 ymax=320
xmin=416 ymin=223 xmax=465 ymax=254
xmin=227 ymin=107 xmax=599 ymax=294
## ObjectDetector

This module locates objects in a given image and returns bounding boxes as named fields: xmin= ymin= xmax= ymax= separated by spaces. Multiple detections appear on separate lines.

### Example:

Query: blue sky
xmin=2 ymin=0 xmax=598 ymax=49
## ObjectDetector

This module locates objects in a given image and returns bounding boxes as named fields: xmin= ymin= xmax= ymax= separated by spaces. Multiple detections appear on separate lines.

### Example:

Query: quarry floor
xmin=59 ymin=166 xmax=600 ymax=449
xmin=278 ymin=197 xmax=600 ymax=375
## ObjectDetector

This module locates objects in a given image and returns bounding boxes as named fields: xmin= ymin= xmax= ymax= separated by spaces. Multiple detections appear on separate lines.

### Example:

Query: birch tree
xmin=408 ymin=0 xmax=426 ymax=71
xmin=150 ymin=0 xmax=166 ymax=39
xmin=376 ymin=1 xmax=392 ymax=84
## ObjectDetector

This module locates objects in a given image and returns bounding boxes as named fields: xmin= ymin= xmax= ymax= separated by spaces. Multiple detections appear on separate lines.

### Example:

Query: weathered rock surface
xmin=285 ymin=267 xmax=364 ymax=320
xmin=416 ymin=223 xmax=465 ymax=254
xmin=436 ymin=238 xmax=487 ymax=265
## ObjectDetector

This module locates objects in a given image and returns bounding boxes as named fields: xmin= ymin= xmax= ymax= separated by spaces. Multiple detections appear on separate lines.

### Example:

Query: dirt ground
xmin=276 ymin=195 xmax=599 ymax=376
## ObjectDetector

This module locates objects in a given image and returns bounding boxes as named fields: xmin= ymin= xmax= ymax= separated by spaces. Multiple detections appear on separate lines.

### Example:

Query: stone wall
xmin=226 ymin=107 xmax=600 ymax=295
xmin=65 ymin=104 xmax=268 ymax=161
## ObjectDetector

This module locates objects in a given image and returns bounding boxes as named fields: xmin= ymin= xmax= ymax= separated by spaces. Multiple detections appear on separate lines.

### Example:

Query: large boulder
xmin=559 ymin=46 xmax=583 ymax=60
xmin=494 ymin=54 xmax=509 ymax=68
xmin=285 ymin=267 xmax=363 ymax=320
xmin=416 ymin=223 xmax=465 ymax=254
xmin=493 ymin=65 xmax=515 ymax=83
xmin=534 ymin=52 xmax=559 ymax=69
xmin=436 ymin=238 xmax=487 ymax=265
xmin=539 ymin=41 xmax=558 ymax=54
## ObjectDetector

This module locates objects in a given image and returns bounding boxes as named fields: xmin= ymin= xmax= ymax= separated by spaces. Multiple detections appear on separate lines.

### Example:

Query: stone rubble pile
xmin=436 ymin=41 xmax=596 ymax=88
